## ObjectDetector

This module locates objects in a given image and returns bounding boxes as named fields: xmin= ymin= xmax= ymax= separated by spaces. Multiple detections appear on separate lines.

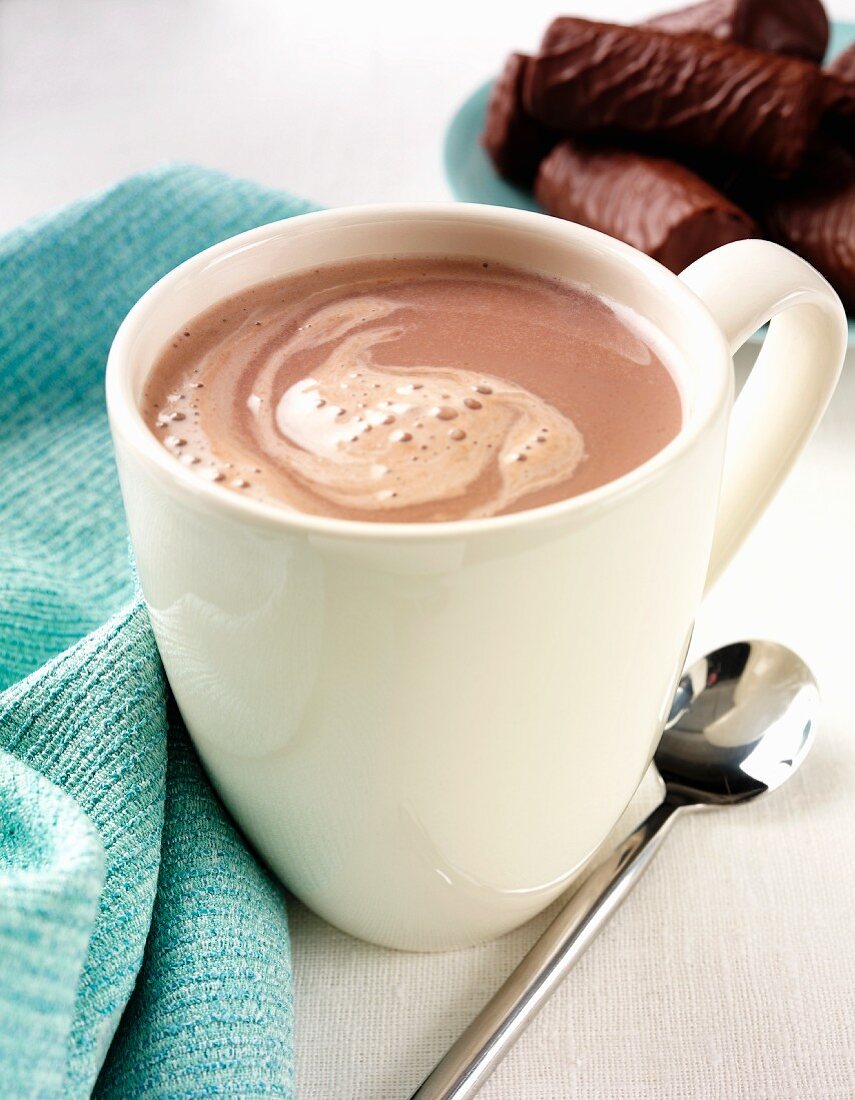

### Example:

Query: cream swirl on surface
xmin=143 ymin=257 xmax=682 ymax=522
xmin=244 ymin=295 xmax=585 ymax=519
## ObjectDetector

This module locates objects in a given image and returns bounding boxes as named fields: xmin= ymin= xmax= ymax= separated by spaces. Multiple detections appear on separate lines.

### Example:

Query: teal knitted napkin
xmin=0 ymin=166 xmax=320 ymax=1097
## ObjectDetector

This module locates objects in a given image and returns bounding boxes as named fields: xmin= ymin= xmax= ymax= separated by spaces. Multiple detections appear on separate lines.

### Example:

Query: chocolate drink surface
xmin=144 ymin=257 xmax=682 ymax=523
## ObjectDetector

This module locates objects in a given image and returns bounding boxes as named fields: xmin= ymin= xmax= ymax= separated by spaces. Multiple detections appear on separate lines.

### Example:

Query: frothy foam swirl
xmin=145 ymin=258 xmax=683 ymax=523
xmin=246 ymin=295 xmax=585 ymax=518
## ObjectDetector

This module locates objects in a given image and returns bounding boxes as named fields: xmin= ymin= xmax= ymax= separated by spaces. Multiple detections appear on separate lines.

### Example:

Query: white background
xmin=1 ymin=0 xmax=851 ymax=230
xmin=3 ymin=2 xmax=854 ymax=1098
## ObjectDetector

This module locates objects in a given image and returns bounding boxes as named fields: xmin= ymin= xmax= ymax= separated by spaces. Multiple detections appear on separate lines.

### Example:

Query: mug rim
xmin=106 ymin=202 xmax=733 ymax=541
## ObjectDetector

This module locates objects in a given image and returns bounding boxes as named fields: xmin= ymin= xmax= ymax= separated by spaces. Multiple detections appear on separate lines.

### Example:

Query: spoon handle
xmin=409 ymin=799 xmax=683 ymax=1100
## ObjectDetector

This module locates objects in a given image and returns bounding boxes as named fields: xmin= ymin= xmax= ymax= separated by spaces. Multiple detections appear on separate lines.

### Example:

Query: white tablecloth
xmin=3 ymin=2 xmax=853 ymax=1096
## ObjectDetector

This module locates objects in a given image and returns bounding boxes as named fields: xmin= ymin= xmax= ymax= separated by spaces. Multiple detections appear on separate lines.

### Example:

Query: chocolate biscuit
xmin=525 ymin=18 xmax=826 ymax=177
xmin=823 ymin=45 xmax=855 ymax=146
xmin=828 ymin=41 xmax=855 ymax=82
xmin=535 ymin=139 xmax=758 ymax=272
xmin=761 ymin=144 xmax=855 ymax=311
xmin=645 ymin=0 xmax=829 ymax=63
xmin=482 ymin=53 xmax=555 ymax=186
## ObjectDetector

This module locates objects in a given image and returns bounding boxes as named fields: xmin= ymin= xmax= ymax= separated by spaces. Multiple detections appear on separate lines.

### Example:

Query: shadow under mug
xmin=106 ymin=205 xmax=846 ymax=951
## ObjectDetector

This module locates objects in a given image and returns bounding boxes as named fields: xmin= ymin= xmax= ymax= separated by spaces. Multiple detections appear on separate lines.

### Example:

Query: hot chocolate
xmin=143 ymin=257 xmax=682 ymax=522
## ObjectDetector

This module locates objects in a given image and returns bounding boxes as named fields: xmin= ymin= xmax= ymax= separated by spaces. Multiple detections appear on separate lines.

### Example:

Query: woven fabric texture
xmin=0 ymin=165 xmax=318 ymax=1097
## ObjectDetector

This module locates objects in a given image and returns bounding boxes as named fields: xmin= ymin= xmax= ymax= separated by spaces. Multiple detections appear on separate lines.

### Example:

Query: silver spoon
xmin=410 ymin=640 xmax=818 ymax=1100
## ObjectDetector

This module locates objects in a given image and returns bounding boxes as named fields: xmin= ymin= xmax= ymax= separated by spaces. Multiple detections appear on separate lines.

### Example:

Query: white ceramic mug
xmin=106 ymin=205 xmax=846 ymax=951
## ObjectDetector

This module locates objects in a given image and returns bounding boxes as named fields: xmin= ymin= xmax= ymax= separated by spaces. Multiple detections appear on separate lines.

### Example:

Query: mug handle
xmin=679 ymin=240 xmax=848 ymax=593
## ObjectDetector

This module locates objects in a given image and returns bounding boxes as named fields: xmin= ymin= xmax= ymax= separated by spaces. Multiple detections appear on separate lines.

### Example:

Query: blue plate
xmin=444 ymin=20 xmax=855 ymax=344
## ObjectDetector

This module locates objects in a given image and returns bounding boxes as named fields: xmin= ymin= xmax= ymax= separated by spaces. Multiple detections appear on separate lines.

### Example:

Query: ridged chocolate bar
xmin=823 ymin=75 xmax=855 ymax=144
xmin=762 ymin=143 xmax=855 ymax=311
xmin=524 ymin=18 xmax=826 ymax=177
xmin=829 ymin=42 xmax=855 ymax=83
xmin=535 ymin=139 xmax=757 ymax=272
xmin=824 ymin=44 xmax=855 ymax=146
xmin=481 ymin=53 xmax=555 ymax=186
xmin=645 ymin=0 xmax=829 ymax=63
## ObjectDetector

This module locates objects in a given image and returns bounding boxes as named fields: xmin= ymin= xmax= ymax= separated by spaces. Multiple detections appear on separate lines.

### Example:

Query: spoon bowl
xmin=658 ymin=640 xmax=819 ymax=806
